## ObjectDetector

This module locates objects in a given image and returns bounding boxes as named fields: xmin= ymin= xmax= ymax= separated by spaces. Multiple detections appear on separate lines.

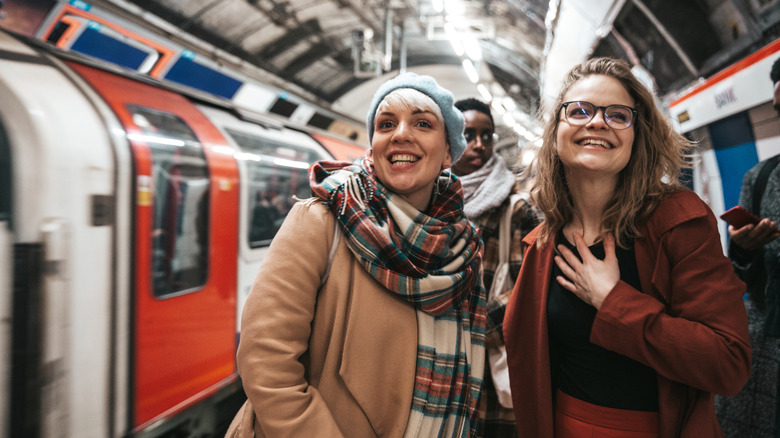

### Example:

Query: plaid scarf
xmin=309 ymin=156 xmax=486 ymax=437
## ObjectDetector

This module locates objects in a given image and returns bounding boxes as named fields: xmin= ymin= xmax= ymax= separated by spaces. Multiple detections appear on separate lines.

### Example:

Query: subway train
xmin=0 ymin=29 xmax=366 ymax=437
xmin=668 ymin=37 xmax=780 ymax=251
xmin=2 ymin=2 xmax=780 ymax=436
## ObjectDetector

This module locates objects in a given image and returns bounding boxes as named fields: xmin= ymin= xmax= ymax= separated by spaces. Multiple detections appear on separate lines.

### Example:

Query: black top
xmin=547 ymin=231 xmax=659 ymax=411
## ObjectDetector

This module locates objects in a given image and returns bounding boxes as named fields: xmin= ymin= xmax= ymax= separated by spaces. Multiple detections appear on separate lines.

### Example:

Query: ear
xmin=442 ymin=148 xmax=452 ymax=169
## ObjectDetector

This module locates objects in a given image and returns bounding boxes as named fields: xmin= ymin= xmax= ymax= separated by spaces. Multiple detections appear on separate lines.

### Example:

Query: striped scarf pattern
xmin=309 ymin=157 xmax=486 ymax=437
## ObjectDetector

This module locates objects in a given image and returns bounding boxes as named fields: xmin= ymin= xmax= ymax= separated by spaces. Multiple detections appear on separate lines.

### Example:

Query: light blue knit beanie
xmin=366 ymin=72 xmax=467 ymax=163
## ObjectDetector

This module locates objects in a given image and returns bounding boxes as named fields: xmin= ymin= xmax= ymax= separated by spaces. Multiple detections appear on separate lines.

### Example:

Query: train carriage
xmin=668 ymin=38 xmax=780 ymax=251
xmin=0 ymin=29 xmax=348 ymax=437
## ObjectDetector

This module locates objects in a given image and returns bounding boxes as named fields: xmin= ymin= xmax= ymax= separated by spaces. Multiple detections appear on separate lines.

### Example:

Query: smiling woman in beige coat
xmin=227 ymin=73 xmax=487 ymax=438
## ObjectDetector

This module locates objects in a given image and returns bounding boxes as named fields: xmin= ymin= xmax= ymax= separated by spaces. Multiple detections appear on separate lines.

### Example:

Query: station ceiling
xmin=118 ymin=0 xmax=779 ymax=130
xmin=6 ymin=0 xmax=779 ymax=135
xmin=119 ymin=0 xmax=544 ymax=123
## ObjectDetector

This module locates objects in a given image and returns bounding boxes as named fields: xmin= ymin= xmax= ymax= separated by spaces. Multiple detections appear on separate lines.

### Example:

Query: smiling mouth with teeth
xmin=390 ymin=154 xmax=420 ymax=165
xmin=579 ymin=139 xmax=612 ymax=149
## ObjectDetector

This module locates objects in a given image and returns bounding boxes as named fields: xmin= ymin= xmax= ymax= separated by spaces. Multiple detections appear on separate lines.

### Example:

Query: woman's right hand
xmin=554 ymin=232 xmax=620 ymax=310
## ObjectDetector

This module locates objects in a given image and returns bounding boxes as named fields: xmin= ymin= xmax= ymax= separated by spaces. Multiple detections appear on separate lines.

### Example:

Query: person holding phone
xmin=503 ymin=57 xmax=751 ymax=437
xmin=715 ymin=57 xmax=780 ymax=438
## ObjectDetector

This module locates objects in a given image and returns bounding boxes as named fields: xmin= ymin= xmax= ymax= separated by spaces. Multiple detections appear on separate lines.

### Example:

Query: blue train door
xmin=707 ymin=111 xmax=760 ymax=210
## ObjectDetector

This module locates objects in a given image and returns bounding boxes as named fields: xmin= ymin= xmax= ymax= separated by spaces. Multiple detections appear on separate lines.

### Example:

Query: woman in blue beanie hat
xmin=228 ymin=72 xmax=487 ymax=437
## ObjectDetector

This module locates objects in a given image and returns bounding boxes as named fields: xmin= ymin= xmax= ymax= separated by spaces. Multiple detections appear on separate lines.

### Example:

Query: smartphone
xmin=720 ymin=206 xmax=761 ymax=228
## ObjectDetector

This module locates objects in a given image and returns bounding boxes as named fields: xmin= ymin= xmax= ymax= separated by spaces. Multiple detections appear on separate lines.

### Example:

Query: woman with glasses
xmin=451 ymin=98 xmax=540 ymax=437
xmin=503 ymin=57 xmax=751 ymax=437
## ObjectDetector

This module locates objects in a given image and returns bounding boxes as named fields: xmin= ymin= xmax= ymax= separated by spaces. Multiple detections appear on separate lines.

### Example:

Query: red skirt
xmin=554 ymin=390 xmax=659 ymax=438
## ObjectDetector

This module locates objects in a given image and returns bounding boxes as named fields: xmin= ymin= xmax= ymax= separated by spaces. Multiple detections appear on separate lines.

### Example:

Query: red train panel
xmin=67 ymin=62 xmax=240 ymax=430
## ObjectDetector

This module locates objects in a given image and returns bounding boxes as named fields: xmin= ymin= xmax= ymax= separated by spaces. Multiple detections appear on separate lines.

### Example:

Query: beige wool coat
xmin=235 ymin=201 xmax=418 ymax=437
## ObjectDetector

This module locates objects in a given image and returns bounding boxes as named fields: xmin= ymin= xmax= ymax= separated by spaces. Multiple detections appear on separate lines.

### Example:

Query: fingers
xmin=731 ymin=220 xmax=780 ymax=250
xmin=572 ymin=232 xmax=596 ymax=263
xmin=554 ymin=274 xmax=578 ymax=294
xmin=555 ymin=241 xmax=581 ymax=269
xmin=602 ymin=233 xmax=617 ymax=263
xmin=554 ymin=252 xmax=577 ymax=282
xmin=754 ymin=219 xmax=780 ymax=240
xmin=554 ymin=233 xmax=619 ymax=310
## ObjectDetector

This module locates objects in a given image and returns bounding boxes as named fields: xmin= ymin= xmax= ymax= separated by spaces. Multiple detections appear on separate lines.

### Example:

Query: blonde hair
xmin=531 ymin=57 xmax=694 ymax=248
xmin=375 ymin=88 xmax=445 ymax=127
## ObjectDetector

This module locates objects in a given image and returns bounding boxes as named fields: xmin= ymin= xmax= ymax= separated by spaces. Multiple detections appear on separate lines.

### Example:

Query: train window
xmin=268 ymin=98 xmax=298 ymax=118
xmin=225 ymin=128 xmax=319 ymax=247
xmin=127 ymin=105 xmax=210 ymax=298
xmin=50 ymin=17 xmax=161 ymax=73
xmin=163 ymin=53 xmax=243 ymax=100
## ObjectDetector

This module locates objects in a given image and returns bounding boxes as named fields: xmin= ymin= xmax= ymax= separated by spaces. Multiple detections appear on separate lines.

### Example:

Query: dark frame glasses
xmin=560 ymin=101 xmax=637 ymax=130
xmin=463 ymin=128 xmax=498 ymax=145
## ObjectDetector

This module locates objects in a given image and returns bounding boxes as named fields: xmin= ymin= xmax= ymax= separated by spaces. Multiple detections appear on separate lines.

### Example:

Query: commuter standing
xmin=451 ymin=98 xmax=541 ymax=437
xmin=503 ymin=57 xmax=751 ymax=437
xmin=227 ymin=72 xmax=486 ymax=437
xmin=716 ymin=57 xmax=780 ymax=438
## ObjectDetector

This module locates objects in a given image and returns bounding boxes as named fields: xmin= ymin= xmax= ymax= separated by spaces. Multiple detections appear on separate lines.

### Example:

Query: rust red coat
xmin=503 ymin=190 xmax=751 ymax=437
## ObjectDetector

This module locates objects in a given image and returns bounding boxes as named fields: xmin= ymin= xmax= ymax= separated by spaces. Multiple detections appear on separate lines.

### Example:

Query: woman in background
xmin=452 ymin=97 xmax=540 ymax=437
xmin=503 ymin=57 xmax=751 ymax=437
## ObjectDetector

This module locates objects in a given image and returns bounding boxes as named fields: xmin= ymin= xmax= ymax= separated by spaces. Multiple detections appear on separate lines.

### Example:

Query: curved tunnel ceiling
xmin=11 ymin=0 xmax=775 ymax=134
xmin=115 ymin=0 xmax=778 ymax=128
xmin=124 ymin=0 xmax=548 ymax=119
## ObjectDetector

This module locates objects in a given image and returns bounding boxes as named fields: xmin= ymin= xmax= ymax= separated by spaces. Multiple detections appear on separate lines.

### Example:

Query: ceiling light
xmin=502 ymin=113 xmax=515 ymax=126
xmin=491 ymin=101 xmax=506 ymax=115
xmin=502 ymin=97 xmax=517 ymax=112
xmin=513 ymin=124 xmax=527 ymax=136
xmin=477 ymin=83 xmax=492 ymax=101
xmin=444 ymin=23 xmax=464 ymax=56
xmin=521 ymin=148 xmax=537 ymax=168
xmin=444 ymin=1 xmax=466 ymax=16
xmin=463 ymin=36 xmax=482 ymax=61
xmin=462 ymin=59 xmax=479 ymax=83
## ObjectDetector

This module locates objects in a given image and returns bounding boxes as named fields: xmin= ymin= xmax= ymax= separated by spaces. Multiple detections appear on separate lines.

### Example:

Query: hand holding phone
xmin=720 ymin=206 xmax=760 ymax=228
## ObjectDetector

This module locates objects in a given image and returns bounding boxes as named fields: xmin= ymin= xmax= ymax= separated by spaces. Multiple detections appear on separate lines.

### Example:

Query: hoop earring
xmin=434 ymin=170 xmax=449 ymax=197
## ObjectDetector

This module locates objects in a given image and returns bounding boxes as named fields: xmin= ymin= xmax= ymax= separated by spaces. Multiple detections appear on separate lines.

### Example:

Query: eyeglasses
xmin=464 ymin=128 xmax=498 ymax=145
xmin=560 ymin=101 xmax=637 ymax=130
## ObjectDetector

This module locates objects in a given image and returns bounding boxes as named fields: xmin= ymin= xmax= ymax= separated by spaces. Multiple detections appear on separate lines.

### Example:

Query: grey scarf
xmin=459 ymin=154 xmax=516 ymax=219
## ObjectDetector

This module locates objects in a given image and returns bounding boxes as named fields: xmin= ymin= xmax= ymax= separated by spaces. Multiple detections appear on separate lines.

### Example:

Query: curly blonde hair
xmin=531 ymin=57 xmax=693 ymax=248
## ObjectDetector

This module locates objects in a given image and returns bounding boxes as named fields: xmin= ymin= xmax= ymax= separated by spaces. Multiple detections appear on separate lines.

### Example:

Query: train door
xmin=195 ymin=105 xmax=334 ymax=332
xmin=707 ymin=112 xmax=760 ymax=212
xmin=67 ymin=63 xmax=241 ymax=433
xmin=0 ymin=29 xmax=127 ymax=437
